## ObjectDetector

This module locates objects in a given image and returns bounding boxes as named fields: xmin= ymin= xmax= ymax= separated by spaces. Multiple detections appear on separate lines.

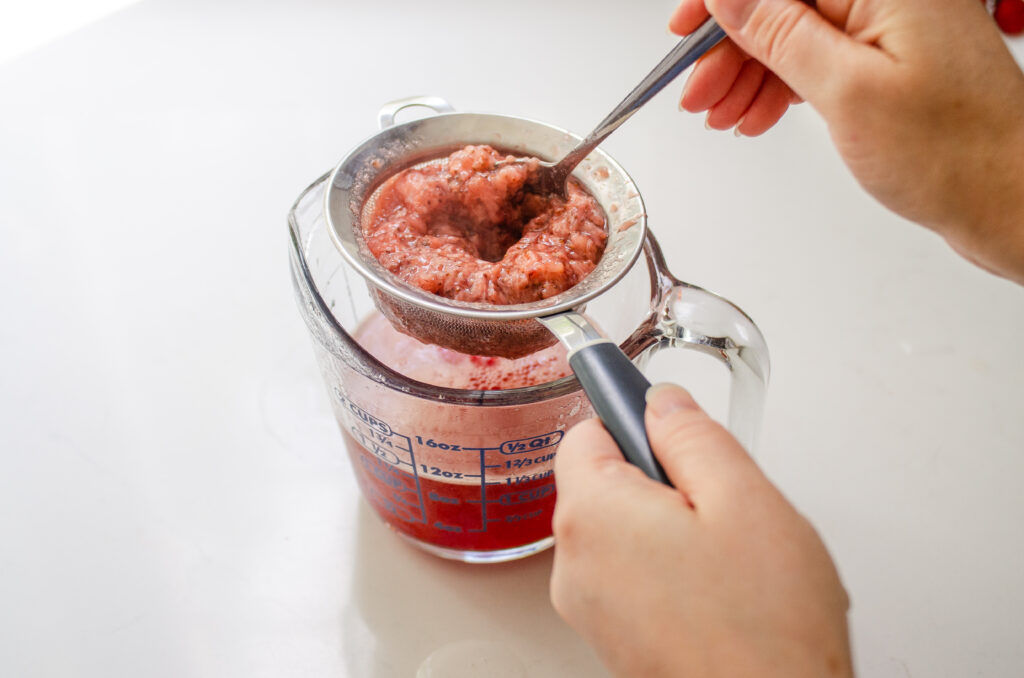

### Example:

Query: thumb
xmin=704 ymin=0 xmax=874 ymax=110
xmin=644 ymin=383 xmax=766 ymax=512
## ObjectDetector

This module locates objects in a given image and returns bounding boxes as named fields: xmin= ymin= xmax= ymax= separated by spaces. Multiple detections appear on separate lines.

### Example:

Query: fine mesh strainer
xmin=324 ymin=96 xmax=674 ymax=482
xmin=325 ymin=99 xmax=648 ymax=361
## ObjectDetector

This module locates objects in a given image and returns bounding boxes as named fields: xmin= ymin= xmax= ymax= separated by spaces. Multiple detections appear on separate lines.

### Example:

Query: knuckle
xmin=751 ymin=2 xmax=812 ymax=68
xmin=551 ymin=495 xmax=583 ymax=545
xmin=658 ymin=410 xmax=732 ymax=455
xmin=551 ymin=502 xmax=572 ymax=540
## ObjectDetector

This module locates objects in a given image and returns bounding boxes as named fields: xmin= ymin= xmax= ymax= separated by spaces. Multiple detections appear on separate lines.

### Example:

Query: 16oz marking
xmin=414 ymin=437 xmax=462 ymax=451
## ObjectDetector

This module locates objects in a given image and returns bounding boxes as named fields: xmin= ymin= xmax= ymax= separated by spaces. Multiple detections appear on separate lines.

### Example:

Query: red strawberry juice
xmin=335 ymin=311 xmax=590 ymax=554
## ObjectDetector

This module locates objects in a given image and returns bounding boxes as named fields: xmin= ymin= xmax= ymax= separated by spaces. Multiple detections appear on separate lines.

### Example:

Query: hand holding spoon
xmin=525 ymin=17 xmax=726 ymax=198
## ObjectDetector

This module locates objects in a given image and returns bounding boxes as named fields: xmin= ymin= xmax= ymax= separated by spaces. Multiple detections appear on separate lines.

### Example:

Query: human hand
xmin=550 ymin=383 xmax=853 ymax=678
xmin=671 ymin=0 xmax=1024 ymax=284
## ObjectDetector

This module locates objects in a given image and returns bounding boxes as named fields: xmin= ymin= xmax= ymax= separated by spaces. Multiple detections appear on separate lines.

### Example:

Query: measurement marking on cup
xmin=505 ymin=469 xmax=554 ymax=486
xmin=335 ymin=391 xmax=392 ymax=435
xmin=389 ymin=491 xmax=422 ymax=509
xmin=500 ymin=431 xmax=563 ymax=455
xmin=357 ymin=451 xmax=428 ymax=523
xmin=498 ymin=484 xmax=555 ymax=506
xmin=334 ymin=390 xmax=564 ymax=538
xmin=418 ymin=465 xmax=464 ymax=479
xmin=334 ymin=390 xmax=426 ymax=524
xmin=503 ymin=453 xmax=555 ymax=470
xmin=479 ymin=449 xmax=487 ymax=532
xmin=414 ymin=436 xmax=463 ymax=451
xmin=487 ymin=509 xmax=544 ymax=523
xmin=365 ymin=484 xmax=420 ymax=524
xmin=357 ymin=432 xmax=401 ymax=465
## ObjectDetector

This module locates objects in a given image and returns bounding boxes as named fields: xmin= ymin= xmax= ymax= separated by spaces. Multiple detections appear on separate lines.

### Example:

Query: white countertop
xmin=2 ymin=1 xmax=1023 ymax=676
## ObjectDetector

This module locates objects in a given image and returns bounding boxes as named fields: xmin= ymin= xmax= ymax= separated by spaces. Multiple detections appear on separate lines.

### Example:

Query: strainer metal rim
xmin=322 ymin=111 xmax=648 ymax=321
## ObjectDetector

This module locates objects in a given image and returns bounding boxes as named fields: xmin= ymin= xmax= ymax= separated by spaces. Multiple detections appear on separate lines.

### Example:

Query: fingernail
xmin=679 ymin=71 xmax=695 ymax=111
xmin=645 ymin=383 xmax=698 ymax=418
xmin=704 ymin=112 xmax=713 ymax=131
xmin=734 ymin=117 xmax=745 ymax=137
xmin=707 ymin=0 xmax=757 ymax=30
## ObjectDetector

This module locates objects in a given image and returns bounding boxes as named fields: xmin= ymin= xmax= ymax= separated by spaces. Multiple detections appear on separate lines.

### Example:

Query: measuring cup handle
xmin=377 ymin=96 xmax=455 ymax=130
xmin=648 ymin=283 xmax=770 ymax=451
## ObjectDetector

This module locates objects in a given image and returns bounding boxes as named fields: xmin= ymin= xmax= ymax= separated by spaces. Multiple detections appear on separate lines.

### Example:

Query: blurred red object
xmin=995 ymin=0 xmax=1024 ymax=35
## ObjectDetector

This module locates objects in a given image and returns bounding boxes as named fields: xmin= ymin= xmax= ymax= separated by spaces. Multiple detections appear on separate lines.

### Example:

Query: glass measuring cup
xmin=288 ymin=98 xmax=770 ymax=563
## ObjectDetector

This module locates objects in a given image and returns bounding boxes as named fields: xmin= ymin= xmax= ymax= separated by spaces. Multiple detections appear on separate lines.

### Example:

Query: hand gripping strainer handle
xmin=540 ymin=313 xmax=670 ymax=484
xmin=541 ymin=272 xmax=769 ymax=488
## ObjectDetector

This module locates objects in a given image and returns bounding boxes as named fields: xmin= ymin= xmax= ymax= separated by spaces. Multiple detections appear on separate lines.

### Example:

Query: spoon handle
xmin=554 ymin=18 xmax=727 ymax=176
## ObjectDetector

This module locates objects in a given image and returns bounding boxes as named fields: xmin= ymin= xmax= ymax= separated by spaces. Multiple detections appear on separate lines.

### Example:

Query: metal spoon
xmin=527 ymin=17 xmax=726 ymax=198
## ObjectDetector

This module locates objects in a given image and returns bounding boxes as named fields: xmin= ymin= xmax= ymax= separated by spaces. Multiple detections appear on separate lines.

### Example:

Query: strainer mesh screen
xmin=372 ymin=289 xmax=557 ymax=359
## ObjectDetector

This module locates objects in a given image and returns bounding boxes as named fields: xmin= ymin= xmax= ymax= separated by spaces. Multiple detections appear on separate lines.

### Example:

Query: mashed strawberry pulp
xmin=363 ymin=145 xmax=607 ymax=305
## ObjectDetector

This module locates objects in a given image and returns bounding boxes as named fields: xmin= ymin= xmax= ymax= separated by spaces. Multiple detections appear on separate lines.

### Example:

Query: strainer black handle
xmin=569 ymin=342 xmax=672 ymax=486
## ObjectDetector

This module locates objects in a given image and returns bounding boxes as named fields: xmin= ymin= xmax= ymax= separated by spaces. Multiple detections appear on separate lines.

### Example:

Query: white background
xmin=1 ymin=1 xmax=1023 ymax=676
xmin=0 ymin=0 xmax=140 ymax=65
